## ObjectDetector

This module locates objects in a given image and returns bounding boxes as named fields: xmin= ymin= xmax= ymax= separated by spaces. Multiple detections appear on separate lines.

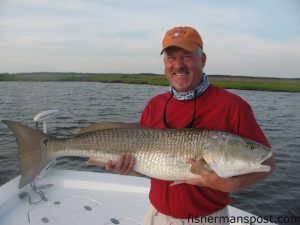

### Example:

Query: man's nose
xmin=173 ymin=57 xmax=186 ymax=69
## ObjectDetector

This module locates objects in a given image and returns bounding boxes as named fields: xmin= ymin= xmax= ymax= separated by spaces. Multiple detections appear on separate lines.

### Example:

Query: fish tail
xmin=2 ymin=120 xmax=52 ymax=188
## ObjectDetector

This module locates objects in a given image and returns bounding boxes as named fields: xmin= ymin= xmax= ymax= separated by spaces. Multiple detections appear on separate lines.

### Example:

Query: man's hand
xmin=182 ymin=155 xmax=276 ymax=192
xmin=105 ymin=153 xmax=138 ymax=175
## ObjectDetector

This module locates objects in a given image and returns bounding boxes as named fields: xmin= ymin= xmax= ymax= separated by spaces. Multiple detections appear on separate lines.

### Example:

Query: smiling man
xmin=162 ymin=27 xmax=206 ymax=93
xmin=105 ymin=26 xmax=276 ymax=225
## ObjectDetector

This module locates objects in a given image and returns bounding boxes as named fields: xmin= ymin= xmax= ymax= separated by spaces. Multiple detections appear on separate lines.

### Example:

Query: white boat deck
xmin=0 ymin=169 xmax=276 ymax=225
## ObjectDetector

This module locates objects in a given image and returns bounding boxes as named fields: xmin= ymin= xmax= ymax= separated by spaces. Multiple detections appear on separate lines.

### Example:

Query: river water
xmin=0 ymin=82 xmax=299 ymax=221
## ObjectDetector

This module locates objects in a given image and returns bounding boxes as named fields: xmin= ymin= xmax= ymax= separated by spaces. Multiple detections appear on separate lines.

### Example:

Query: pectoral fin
xmin=86 ymin=157 xmax=107 ymax=166
xmin=190 ymin=159 xmax=211 ymax=175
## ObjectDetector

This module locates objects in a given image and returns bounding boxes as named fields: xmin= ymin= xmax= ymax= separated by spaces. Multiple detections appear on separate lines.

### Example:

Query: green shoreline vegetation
xmin=0 ymin=72 xmax=299 ymax=92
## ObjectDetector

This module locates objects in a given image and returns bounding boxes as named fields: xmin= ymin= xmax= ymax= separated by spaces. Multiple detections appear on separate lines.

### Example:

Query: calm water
xmin=0 ymin=82 xmax=299 ymax=220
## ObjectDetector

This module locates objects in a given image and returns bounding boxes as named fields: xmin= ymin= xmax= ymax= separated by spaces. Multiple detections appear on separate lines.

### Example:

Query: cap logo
xmin=168 ymin=29 xmax=186 ymax=39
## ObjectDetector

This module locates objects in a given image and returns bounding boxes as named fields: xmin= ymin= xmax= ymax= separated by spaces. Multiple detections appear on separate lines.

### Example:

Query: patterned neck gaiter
xmin=170 ymin=73 xmax=209 ymax=100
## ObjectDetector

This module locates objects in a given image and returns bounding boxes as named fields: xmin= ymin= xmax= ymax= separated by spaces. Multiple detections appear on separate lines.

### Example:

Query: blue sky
xmin=0 ymin=0 xmax=299 ymax=78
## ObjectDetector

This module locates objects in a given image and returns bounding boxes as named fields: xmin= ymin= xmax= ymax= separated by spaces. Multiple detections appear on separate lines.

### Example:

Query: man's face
xmin=164 ymin=46 xmax=206 ymax=92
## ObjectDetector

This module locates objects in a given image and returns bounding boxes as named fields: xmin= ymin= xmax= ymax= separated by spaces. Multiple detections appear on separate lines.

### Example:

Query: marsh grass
xmin=1 ymin=73 xmax=299 ymax=92
xmin=209 ymin=76 xmax=300 ymax=92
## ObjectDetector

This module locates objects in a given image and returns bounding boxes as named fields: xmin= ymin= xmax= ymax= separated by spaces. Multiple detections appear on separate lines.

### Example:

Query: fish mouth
xmin=252 ymin=151 xmax=273 ymax=167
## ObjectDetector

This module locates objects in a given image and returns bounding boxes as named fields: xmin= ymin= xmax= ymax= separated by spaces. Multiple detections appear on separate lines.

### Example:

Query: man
xmin=105 ymin=26 xmax=276 ymax=225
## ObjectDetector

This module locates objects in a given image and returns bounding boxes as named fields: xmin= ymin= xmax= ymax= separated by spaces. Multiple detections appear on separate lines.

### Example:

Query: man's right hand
xmin=105 ymin=153 xmax=138 ymax=175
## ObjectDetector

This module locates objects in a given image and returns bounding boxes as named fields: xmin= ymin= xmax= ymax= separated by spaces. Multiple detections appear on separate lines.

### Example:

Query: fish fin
xmin=2 ymin=120 xmax=53 ymax=188
xmin=78 ymin=122 xmax=139 ymax=135
xmin=190 ymin=159 xmax=211 ymax=175
xmin=86 ymin=157 xmax=107 ymax=166
xmin=86 ymin=157 xmax=117 ymax=166
xmin=170 ymin=180 xmax=185 ymax=186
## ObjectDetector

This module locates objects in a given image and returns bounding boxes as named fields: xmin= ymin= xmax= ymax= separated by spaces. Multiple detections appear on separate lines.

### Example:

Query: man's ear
xmin=201 ymin=52 xmax=207 ymax=67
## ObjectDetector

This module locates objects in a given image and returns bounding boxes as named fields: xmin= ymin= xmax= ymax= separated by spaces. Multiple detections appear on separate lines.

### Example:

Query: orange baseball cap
xmin=161 ymin=26 xmax=203 ymax=54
